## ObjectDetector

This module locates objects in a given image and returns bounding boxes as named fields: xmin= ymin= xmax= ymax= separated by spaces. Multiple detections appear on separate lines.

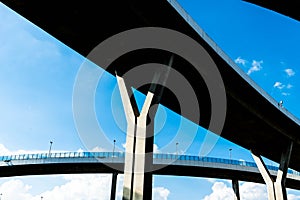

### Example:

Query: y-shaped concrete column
xmin=251 ymin=152 xmax=276 ymax=200
xmin=117 ymin=75 xmax=154 ymax=200
xmin=251 ymin=141 xmax=293 ymax=200
xmin=117 ymin=75 xmax=136 ymax=200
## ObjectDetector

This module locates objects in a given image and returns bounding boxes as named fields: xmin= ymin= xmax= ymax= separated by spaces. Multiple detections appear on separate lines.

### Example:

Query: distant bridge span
xmin=1 ymin=152 xmax=300 ymax=190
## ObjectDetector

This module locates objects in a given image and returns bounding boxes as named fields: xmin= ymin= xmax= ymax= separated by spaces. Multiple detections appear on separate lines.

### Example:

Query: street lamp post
xmin=0 ymin=193 xmax=2 ymax=200
xmin=48 ymin=141 xmax=53 ymax=157
xmin=229 ymin=148 xmax=232 ymax=160
xmin=176 ymin=142 xmax=179 ymax=156
xmin=113 ymin=139 xmax=116 ymax=157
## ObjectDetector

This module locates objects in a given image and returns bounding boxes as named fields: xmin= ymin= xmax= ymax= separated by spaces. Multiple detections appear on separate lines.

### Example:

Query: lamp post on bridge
xmin=176 ymin=142 xmax=179 ymax=156
xmin=48 ymin=141 xmax=53 ymax=157
xmin=229 ymin=148 xmax=232 ymax=160
xmin=113 ymin=139 xmax=116 ymax=157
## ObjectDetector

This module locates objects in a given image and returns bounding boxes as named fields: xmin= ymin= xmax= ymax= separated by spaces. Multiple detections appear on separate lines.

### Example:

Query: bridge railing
xmin=0 ymin=152 xmax=299 ymax=176
xmin=0 ymin=151 xmax=126 ymax=162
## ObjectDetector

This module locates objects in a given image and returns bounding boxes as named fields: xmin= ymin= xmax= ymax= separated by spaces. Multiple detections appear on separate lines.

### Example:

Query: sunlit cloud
xmin=153 ymin=187 xmax=170 ymax=200
xmin=0 ymin=173 xmax=170 ymax=200
xmin=202 ymin=182 xmax=234 ymax=200
xmin=247 ymin=60 xmax=263 ymax=75
xmin=273 ymin=82 xmax=293 ymax=96
xmin=281 ymin=92 xmax=290 ymax=96
xmin=287 ymin=84 xmax=293 ymax=89
xmin=284 ymin=68 xmax=295 ymax=77
xmin=235 ymin=57 xmax=247 ymax=66
xmin=239 ymin=182 xmax=267 ymax=200
xmin=153 ymin=144 xmax=161 ymax=153
xmin=202 ymin=181 xmax=267 ymax=200
xmin=273 ymin=82 xmax=285 ymax=89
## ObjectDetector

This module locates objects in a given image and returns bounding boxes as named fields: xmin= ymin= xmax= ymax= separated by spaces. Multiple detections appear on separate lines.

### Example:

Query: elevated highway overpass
xmin=243 ymin=0 xmax=300 ymax=22
xmin=1 ymin=0 xmax=300 ymax=173
xmin=1 ymin=151 xmax=300 ymax=190
xmin=1 ymin=0 xmax=300 ymax=198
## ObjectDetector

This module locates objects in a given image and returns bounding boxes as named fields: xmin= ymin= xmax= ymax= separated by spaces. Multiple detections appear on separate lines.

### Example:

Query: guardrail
xmin=0 ymin=152 xmax=299 ymax=176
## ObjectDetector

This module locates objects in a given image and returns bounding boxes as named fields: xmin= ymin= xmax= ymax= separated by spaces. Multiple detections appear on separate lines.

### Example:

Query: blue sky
xmin=0 ymin=0 xmax=300 ymax=199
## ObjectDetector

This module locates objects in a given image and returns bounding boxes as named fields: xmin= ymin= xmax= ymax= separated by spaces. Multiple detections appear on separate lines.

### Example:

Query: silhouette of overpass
xmin=243 ymin=0 xmax=300 ymax=22
xmin=1 ymin=151 xmax=300 ymax=190
xmin=1 ymin=0 xmax=300 ymax=173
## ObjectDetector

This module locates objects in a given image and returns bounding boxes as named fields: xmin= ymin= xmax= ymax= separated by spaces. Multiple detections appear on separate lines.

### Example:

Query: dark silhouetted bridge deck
xmin=243 ymin=0 xmax=300 ymax=22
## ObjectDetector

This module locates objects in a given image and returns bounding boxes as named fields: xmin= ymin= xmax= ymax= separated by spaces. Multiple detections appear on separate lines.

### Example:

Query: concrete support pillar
xmin=110 ymin=172 xmax=118 ymax=200
xmin=117 ymin=75 xmax=154 ymax=200
xmin=251 ymin=142 xmax=293 ymax=200
xmin=274 ymin=141 xmax=293 ymax=200
xmin=232 ymin=179 xmax=240 ymax=200
xmin=133 ymin=92 xmax=153 ymax=200
xmin=117 ymin=76 xmax=136 ymax=200
xmin=251 ymin=152 xmax=276 ymax=200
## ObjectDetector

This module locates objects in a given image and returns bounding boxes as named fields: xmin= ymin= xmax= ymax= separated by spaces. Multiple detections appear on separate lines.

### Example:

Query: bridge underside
xmin=0 ymin=163 xmax=300 ymax=190
xmin=243 ymin=0 xmax=300 ymax=22
xmin=1 ymin=0 xmax=300 ymax=172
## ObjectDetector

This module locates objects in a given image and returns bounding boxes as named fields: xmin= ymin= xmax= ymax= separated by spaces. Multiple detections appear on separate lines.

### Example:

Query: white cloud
xmin=247 ymin=60 xmax=263 ymax=75
xmin=0 ymin=144 xmax=11 ymax=155
xmin=153 ymin=187 xmax=170 ymax=200
xmin=40 ymin=174 xmax=112 ymax=200
xmin=287 ymin=194 xmax=300 ymax=200
xmin=273 ymin=82 xmax=293 ymax=96
xmin=91 ymin=146 xmax=110 ymax=152
xmin=153 ymin=144 xmax=161 ymax=153
xmin=0 ymin=179 xmax=34 ymax=200
xmin=202 ymin=181 xmax=268 ymax=200
xmin=235 ymin=57 xmax=247 ymax=66
xmin=205 ymin=178 xmax=219 ymax=183
xmin=0 ymin=174 xmax=113 ymax=200
xmin=273 ymin=82 xmax=285 ymax=89
xmin=284 ymin=69 xmax=295 ymax=77
xmin=287 ymin=84 xmax=293 ymax=89
xmin=203 ymin=182 xmax=234 ymax=200
xmin=240 ymin=182 xmax=267 ymax=200
xmin=282 ymin=92 xmax=290 ymax=96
